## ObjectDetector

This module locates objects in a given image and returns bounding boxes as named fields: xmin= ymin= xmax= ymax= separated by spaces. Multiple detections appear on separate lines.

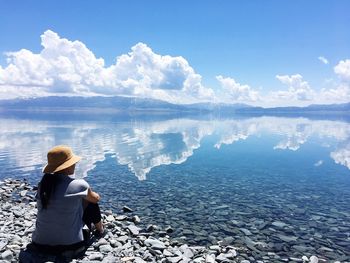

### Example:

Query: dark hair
xmin=39 ymin=173 xmax=61 ymax=209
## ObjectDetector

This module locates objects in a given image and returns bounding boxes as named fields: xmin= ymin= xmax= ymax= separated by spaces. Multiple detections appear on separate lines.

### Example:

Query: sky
xmin=0 ymin=0 xmax=349 ymax=106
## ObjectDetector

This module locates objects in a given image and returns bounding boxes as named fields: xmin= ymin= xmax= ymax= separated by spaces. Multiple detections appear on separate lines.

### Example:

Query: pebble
xmin=105 ymin=215 xmax=114 ymax=222
xmin=144 ymin=238 xmax=166 ymax=250
xmin=132 ymin=215 xmax=141 ymax=224
xmin=88 ymin=252 xmax=104 ymax=260
xmin=310 ymin=255 xmax=318 ymax=263
xmin=0 ymin=178 xmax=347 ymax=262
xmin=1 ymin=250 xmax=12 ymax=260
xmin=127 ymin=224 xmax=140 ymax=236
xmin=205 ymin=254 xmax=215 ymax=263
xmin=240 ymin=228 xmax=252 ymax=236
xmin=99 ymin=244 xmax=113 ymax=253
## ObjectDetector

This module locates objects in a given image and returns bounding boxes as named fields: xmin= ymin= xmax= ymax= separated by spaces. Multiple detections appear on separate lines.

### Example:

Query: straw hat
xmin=43 ymin=145 xmax=81 ymax=174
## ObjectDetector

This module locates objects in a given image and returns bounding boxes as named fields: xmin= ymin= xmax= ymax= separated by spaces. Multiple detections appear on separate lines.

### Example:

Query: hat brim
xmin=43 ymin=155 xmax=81 ymax=174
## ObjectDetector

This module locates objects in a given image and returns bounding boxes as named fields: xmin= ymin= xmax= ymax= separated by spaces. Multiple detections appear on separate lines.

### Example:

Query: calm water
xmin=0 ymin=112 xmax=349 ymax=260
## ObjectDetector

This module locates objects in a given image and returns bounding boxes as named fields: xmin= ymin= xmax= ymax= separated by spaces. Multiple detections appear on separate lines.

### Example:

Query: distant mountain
xmin=0 ymin=96 xmax=254 ymax=113
xmin=236 ymin=103 xmax=350 ymax=113
xmin=0 ymin=96 xmax=349 ymax=115
xmin=183 ymin=102 xmax=252 ymax=112
xmin=0 ymin=96 xmax=191 ymax=112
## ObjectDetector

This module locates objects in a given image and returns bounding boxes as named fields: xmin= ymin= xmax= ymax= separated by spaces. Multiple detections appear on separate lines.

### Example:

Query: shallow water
xmin=0 ymin=112 xmax=349 ymax=260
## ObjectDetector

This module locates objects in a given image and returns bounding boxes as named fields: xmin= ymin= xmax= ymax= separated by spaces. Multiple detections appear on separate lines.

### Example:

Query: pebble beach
xmin=0 ymin=178 xmax=340 ymax=263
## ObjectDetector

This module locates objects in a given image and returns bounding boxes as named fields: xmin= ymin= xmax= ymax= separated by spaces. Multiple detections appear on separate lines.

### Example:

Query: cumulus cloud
xmin=275 ymin=74 xmax=314 ymax=101
xmin=334 ymin=59 xmax=350 ymax=82
xmin=216 ymin=75 xmax=259 ymax=103
xmin=318 ymin=56 xmax=329 ymax=65
xmin=317 ymin=59 xmax=350 ymax=104
xmin=319 ymin=83 xmax=350 ymax=103
xmin=0 ymin=30 xmax=349 ymax=106
xmin=0 ymin=30 xmax=214 ymax=103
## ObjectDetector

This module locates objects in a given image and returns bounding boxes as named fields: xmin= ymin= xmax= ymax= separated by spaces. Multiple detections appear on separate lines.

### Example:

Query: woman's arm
xmin=84 ymin=188 xmax=101 ymax=203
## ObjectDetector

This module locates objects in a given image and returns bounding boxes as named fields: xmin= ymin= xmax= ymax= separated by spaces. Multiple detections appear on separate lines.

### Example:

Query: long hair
xmin=39 ymin=173 xmax=61 ymax=209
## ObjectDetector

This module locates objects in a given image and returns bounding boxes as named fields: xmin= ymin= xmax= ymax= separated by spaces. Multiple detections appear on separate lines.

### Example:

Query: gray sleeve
xmin=64 ymin=179 xmax=90 ymax=197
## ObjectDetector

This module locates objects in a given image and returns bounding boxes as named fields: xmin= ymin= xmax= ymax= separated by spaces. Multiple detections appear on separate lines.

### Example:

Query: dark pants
xmin=32 ymin=202 xmax=102 ymax=254
xmin=82 ymin=202 xmax=102 ymax=227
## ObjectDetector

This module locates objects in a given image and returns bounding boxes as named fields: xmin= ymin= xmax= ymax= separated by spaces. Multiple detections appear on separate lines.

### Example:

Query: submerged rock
xmin=122 ymin=206 xmax=134 ymax=213
xmin=0 ymin=177 xmax=347 ymax=262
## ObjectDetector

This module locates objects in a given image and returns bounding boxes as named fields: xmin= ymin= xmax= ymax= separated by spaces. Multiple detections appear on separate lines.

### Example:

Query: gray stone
xmin=276 ymin=234 xmax=298 ymax=242
xmin=193 ymin=257 xmax=205 ymax=263
xmin=209 ymin=245 xmax=220 ymax=251
xmin=133 ymin=257 xmax=146 ymax=263
xmin=167 ymin=256 xmax=182 ymax=263
xmin=127 ymin=224 xmax=140 ymax=236
xmin=102 ymin=255 xmax=117 ymax=263
xmin=116 ymin=235 xmax=129 ymax=243
xmin=309 ymin=256 xmax=318 ymax=263
xmin=165 ymin=226 xmax=174 ymax=233
xmin=1 ymin=250 xmax=12 ymax=260
xmin=293 ymin=245 xmax=310 ymax=252
xmin=144 ymin=238 xmax=166 ymax=250
xmin=158 ymin=231 xmax=167 ymax=237
xmin=88 ymin=252 xmax=104 ymax=260
xmin=94 ymin=238 xmax=108 ymax=247
xmin=183 ymin=248 xmax=194 ymax=258
xmin=240 ymin=228 xmax=252 ymax=236
xmin=132 ymin=215 xmax=141 ymax=224
xmin=163 ymin=249 xmax=173 ymax=257
xmin=115 ymin=215 xmax=128 ymax=221
xmin=289 ymin=257 xmax=303 ymax=262
xmin=106 ymin=215 xmax=115 ymax=222
xmin=212 ymin=205 xmax=230 ymax=210
xmin=205 ymin=254 xmax=215 ymax=263
xmin=272 ymin=221 xmax=287 ymax=228
xmin=109 ymin=239 xmax=122 ymax=248
xmin=216 ymin=253 xmax=227 ymax=262
xmin=302 ymin=255 xmax=309 ymax=262
xmin=0 ymin=241 xmax=7 ymax=251
xmin=99 ymin=244 xmax=113 ymax=253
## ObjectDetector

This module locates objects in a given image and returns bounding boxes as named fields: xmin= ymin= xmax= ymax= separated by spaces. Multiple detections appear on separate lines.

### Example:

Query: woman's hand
xmin=84 ymin=188 xmax=101 ymax=203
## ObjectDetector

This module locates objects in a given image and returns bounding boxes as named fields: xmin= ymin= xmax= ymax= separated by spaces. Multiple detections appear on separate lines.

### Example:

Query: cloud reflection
xmin=0 ymin=116 xmax=349 ymax=180
xmin=331 ymin=142 xmax=350 ymax=170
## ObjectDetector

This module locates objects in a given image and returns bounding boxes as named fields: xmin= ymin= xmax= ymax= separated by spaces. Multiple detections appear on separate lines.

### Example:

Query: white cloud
xmin=334 ymin=59 xmax=350 ymax=82
xmin=318 ymin=56 xmax=329 ymax=65
xmin=275 ymin=74 xmax=314 ymax=102
xmin=0 ymin=30 xmax=349 ymax=106
xmin=0 ymin=30 xmax=214 ymax=103
xmin=319 ymin=83 xmax=350 ymax=103
xmin=216 ymin=75 xmax=259 ymax=103
xmin=315 ymin=59 xmax=350 ymax=104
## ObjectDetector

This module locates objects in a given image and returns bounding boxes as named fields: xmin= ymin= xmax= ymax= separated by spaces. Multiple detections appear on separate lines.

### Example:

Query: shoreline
xmin=0 ymin=178 xmax=326 ymax=263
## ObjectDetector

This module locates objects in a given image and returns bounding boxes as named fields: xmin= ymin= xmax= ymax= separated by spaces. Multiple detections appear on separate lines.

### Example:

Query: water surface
xmin=0 ymin=112 xmax=349 ymax=260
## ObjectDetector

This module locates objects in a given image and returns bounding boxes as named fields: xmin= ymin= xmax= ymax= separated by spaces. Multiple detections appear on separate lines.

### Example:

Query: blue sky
xmin=0 ymin=1 xmax=349 ymax=106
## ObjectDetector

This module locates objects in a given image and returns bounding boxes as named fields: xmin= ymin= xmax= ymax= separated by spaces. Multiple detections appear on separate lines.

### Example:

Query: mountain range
xmin=0 ymin=96 xmax=349 ymax=114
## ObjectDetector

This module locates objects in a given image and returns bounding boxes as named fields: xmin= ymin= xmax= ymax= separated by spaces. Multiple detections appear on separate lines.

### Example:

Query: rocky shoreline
xmin=0 ymin=178 xmax=333 ymax=263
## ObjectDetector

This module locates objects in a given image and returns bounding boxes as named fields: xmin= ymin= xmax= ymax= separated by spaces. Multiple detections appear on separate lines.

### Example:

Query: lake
xmin=0 ymin=111 xmax=349 ymax=260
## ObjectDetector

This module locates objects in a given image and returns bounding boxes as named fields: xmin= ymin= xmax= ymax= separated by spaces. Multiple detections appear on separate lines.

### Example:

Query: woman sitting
xmin=31 ymin=145 xmax=104 ymax=254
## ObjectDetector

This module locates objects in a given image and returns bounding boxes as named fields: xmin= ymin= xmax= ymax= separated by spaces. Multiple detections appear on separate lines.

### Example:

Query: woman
xmin=31 ymin=145 xmax=104 ymax=254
